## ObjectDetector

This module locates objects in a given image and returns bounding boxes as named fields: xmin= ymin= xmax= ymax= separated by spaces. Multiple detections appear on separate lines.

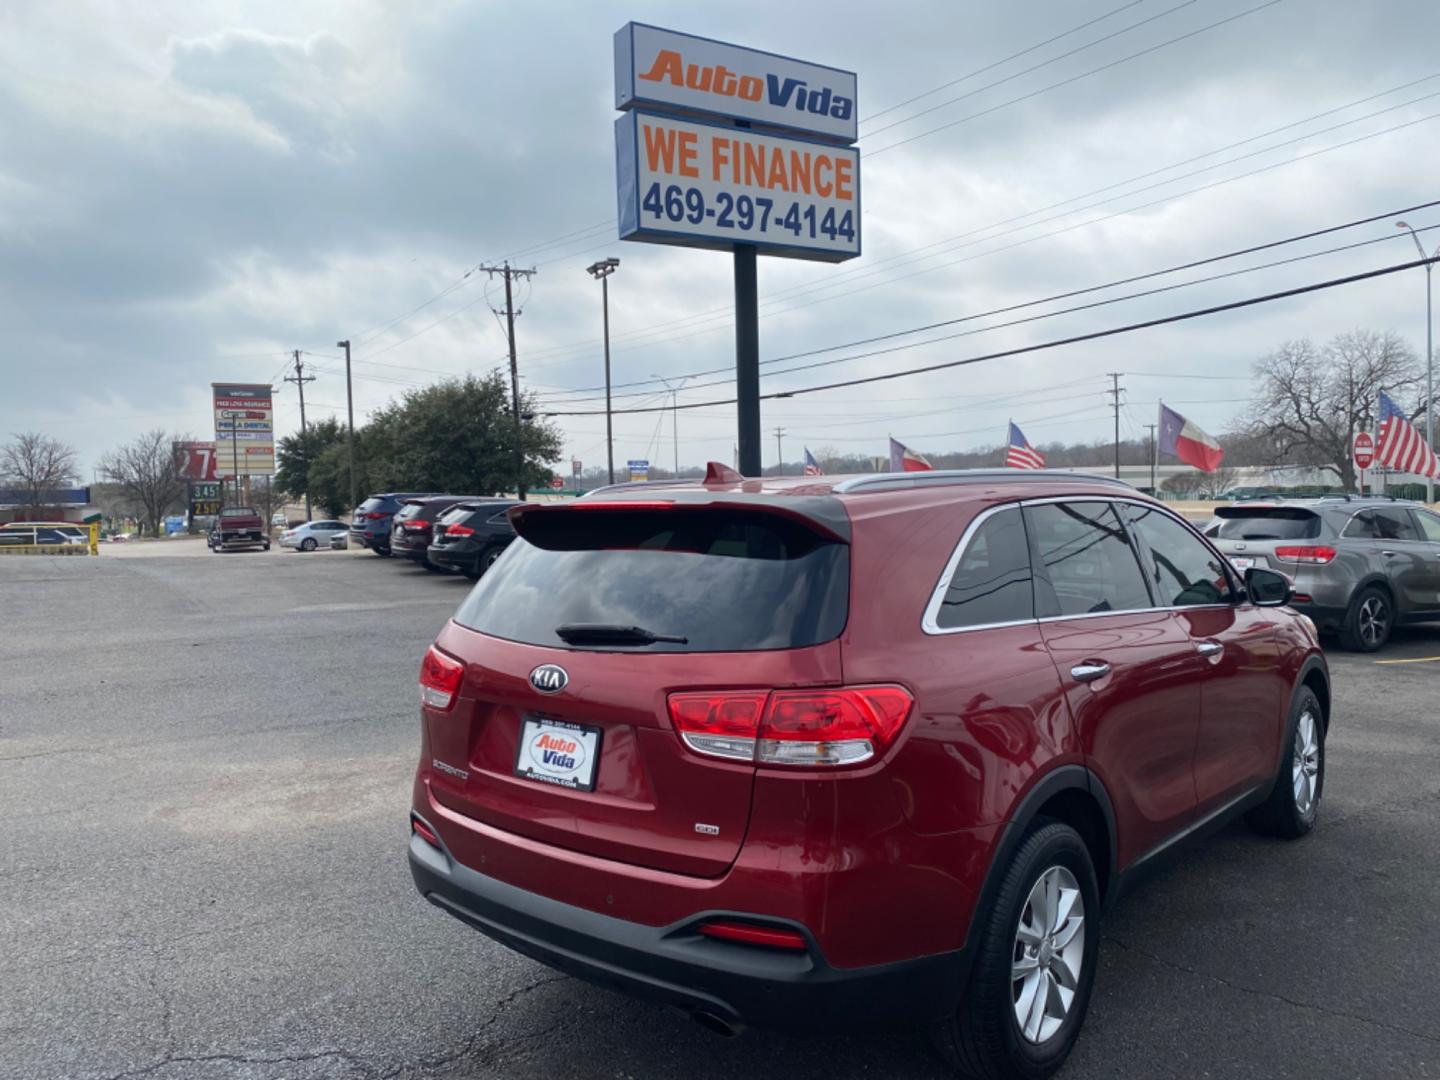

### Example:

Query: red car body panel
xmin=409 ymin=472 xmax=1328 ymax=1021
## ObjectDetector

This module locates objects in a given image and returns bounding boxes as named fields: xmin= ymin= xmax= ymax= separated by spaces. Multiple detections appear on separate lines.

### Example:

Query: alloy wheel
xmin=1358 ymin=595 xmax=1389 ymax=648
xmin=1292 ymin=709 xmax=1321 ymax=816
xmin=1012 ymin=865 xmax=1085 ymax=1044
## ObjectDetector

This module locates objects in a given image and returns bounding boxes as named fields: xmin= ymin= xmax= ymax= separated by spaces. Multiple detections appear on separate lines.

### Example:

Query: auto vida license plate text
xmin=514 ymin=717 xmax=602 ymax=792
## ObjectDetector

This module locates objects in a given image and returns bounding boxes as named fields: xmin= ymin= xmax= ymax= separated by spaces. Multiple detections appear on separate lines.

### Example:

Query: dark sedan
xmin=425 ymin=499 xmax=519 ymax=578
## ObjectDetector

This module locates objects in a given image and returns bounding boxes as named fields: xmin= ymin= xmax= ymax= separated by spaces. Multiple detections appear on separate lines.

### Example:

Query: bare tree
xmin=1 ymin=432 xmax=79 ymax=508
xmin=1243 ymin=331 xmax=1422 ymax=491
xmin=99 ymin=430 xmax=187 ymax=536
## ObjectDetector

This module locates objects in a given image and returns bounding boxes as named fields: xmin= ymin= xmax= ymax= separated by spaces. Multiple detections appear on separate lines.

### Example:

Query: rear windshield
xmin=454 ymin=507 xmax=849 ymax=652
xmin=394 ymin=502 xmax=425 ymax=521
xmin=437 ymin=505 xmax=474 ymax=526
xmin=1208 ymin=508 xmax=1321 ymax=540
xmin=357 ymin=497 xmax=388 ymax=513
xmin=220 ymin=508 xmax=257 ymax=518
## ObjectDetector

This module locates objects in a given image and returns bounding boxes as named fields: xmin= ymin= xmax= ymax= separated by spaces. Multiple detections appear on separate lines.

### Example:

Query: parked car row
xmin=0 ymin=521 xmax=89 ymax=547
xmin=332 ymin=492 xmax=521 ymax=579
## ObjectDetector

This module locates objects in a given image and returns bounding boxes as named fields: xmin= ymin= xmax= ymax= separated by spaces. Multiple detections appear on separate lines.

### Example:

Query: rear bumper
xmin=407 ymin=828 xmax=969 ymax=1030
xmin=427 ymin=545 xmax=477 ymax=573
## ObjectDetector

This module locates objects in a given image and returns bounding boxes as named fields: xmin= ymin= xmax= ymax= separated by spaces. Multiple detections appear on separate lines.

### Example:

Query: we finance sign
xmin=615 ymin=23 xmax=857 ymax=145
xmin=617 ymin=112 xmax=859 ymax=261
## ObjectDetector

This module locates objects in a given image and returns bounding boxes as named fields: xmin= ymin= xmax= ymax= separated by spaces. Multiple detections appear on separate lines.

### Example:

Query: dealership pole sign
xmin=613 ymin=23 xmax=860 ymax=476
xmin=212 ymin=383 xmax=275 ymax=477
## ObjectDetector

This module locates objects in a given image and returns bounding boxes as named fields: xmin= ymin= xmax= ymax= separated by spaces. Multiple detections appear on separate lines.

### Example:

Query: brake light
xmin=419 ymin=645 xmax=464 ymax=710
xmin=698 ymin=920 xmax=807 ymax=951
xmin=446 ymin=523 xmax=476 ymax=537
xmin=1274 ymin=545 xmax=1336 ymax=564
xmin=667 ymin=685 xmax=914 ymax=767
xmin=365 ymin=511 xmax=387 ymax=521
xmin=410 ymin=815 xmax=441 ymax=849
xmin=402 ymin=521 xmax=429 ymax=531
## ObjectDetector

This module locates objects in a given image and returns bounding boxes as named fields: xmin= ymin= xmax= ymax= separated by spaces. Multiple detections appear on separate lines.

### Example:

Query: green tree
xmin=275 ymin=416 xmax=347 ymax=507
xmin=362 ymin=373 xmax=562 ymax=496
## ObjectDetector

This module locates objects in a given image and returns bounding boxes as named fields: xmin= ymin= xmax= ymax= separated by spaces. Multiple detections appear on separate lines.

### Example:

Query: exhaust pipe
xmin=689 ymin=1010 xmax=742 ymax=1038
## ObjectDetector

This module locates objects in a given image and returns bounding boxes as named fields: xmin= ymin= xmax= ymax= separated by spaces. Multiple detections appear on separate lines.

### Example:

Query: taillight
xmin=365 ymin=511 xmax=387 ymax=521
xmin=446 ymin=523 xmax=476 ymax=537
xmin=419 ymin=645 xmax=464 ymax=710
xmin=411 ymin=815 xmax=441 ymax=848
xmin=1274 ymin=545 xmax=1336 ymax=564
xmin=667 ymin=685 xmax=914 ymax=768
xmin=403 ymin=521 xmax=428 ymax=531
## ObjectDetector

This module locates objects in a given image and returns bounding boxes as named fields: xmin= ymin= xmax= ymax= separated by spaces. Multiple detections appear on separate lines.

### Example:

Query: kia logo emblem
xmin=529 ymin=664 xmax=569 ymax=694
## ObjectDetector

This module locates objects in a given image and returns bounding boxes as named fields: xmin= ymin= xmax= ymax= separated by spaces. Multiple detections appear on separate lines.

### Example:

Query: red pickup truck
xmin=209 ymin=506 xmax=270 ymax=553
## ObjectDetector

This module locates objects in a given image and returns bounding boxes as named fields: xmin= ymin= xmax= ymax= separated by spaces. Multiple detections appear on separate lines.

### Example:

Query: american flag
xmin=1005 ymin=422 xmax=1045 ymax=470
xmin=803 ymin=448 xmax=823 ymax=476
xmin=1377 ymin=390 xmax=1440 ymax=479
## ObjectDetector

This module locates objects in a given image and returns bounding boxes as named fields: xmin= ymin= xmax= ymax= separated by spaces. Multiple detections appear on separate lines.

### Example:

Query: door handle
xmin=1070 ymin=662 xmax=1111 ymax=683
xmin=1381 ymin=550 xmax=1399 ymax=558
xmin=1197 ymin=640 xmax=1224 ymax=659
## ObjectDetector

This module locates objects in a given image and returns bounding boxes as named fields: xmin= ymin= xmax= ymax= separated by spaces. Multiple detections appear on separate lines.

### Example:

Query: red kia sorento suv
xmin=408 ymin=468 xmax=1329 ymax=1079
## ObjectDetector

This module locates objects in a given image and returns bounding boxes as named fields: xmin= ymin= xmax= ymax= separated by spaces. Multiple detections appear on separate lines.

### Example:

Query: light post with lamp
xmin=1396 ymin=221 xmax=1436 ymax=504
xmin=585 ymin=258 xmax=621 ymax=484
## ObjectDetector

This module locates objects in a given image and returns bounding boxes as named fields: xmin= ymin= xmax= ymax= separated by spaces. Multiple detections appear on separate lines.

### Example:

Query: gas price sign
xmin=617 ymin=111 xmax=859 ymax=261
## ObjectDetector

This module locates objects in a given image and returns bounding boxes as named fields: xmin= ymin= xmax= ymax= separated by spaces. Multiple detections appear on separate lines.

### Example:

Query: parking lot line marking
xmin=1374 ymin=655 xmax=1440 ymax=665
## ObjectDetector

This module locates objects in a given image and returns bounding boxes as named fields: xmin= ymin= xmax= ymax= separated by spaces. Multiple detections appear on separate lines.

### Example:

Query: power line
xmin=539 ymin=257 xmax=1430 ymax=416
xmin=523 ymin=84 xmax=1439 ymax=369
xmin=536 ymin=213 xmax=1440 ymax=405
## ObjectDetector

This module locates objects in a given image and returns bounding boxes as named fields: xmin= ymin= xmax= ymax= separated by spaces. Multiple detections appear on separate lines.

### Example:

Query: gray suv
xmin=1204 ymin=496 xmax=1440 ymax=651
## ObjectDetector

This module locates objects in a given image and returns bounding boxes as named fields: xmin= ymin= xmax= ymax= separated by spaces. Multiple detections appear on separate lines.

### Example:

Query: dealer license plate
xmin=1229 ymin=556 xmax=1254 ymax=571
xmin=514 ymin=717 xmax=602 ymax=792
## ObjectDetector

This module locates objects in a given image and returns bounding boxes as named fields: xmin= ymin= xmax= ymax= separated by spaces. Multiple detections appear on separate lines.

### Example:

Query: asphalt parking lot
xmin=2 ymin=548 xmax=1437 ymax=1080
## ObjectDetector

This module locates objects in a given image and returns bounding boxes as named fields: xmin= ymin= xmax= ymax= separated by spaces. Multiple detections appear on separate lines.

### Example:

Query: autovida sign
xmin=614 ymin=22 xmax=860 ymax=263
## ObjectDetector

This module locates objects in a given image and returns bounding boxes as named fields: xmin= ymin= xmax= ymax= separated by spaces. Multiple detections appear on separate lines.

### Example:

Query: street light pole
xmin=587 ymin=258 xmax=621 ymax=484
xmin=1397 ymin=222 xmax=1436 ymax=504
xmin=651 ymin=373 xmax=689 ymax=478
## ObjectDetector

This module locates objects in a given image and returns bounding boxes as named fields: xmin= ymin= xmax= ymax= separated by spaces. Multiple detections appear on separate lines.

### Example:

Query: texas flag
xmin=803 ymin=448 xmax=823 ymax=476
xmin=889 ymin=437 xmax=933 ymax=472
xmin=1159 ymin=404 xmax=1224 ymax=473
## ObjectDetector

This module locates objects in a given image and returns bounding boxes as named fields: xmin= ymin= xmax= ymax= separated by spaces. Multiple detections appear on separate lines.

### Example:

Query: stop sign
xmin=1353 ymin=431 xmax=1376 ymax=469
xmin=550 ymin=476 xmax=565 ymax=490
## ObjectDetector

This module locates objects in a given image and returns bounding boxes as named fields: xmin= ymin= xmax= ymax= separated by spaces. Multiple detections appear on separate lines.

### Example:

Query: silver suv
xmin=1204 ymin=497 xmax=1440 ymax=651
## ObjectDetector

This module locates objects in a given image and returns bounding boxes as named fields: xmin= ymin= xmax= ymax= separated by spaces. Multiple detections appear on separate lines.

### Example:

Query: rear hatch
xmin=426 ymin=500 xmax=851 ymax=878
xmin=352 ymin=496 xmax=391 ymax=533
xmin=1206 ymin=505 xmax=1328 ymax=570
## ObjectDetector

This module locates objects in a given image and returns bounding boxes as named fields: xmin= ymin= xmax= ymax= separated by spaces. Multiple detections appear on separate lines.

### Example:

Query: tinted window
xmin=1211 ymin=508 xmax=1320 ymax=540
xmin=454 ymin=508 xmax=848 ymax=652
xmin=934 ymin=508 xmax=1034 ymax=630
xmin=220 ymin=507 xmax=256 ymax=518
xmin=1415 ymin=510 xmax=1440 ymax=542
xmin=437 ymin=505 xmax=474 ymax=527
xmin=1344 ymin=508 xmax=1419 ymax=541
xmin=394 ymin=503 xmax=424 ymax=522
xmin=1125 ymin=505 xmax=1234 ymax=607
xmin=1025 ymin=502 xmax=1152 ymax=617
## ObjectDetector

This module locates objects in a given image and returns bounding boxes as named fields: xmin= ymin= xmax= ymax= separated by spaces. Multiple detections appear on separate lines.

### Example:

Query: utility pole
xmin=774 ymin=426 xmax=786 ymax=476
xmin=1396 ymin=222 xmax=1436 ymax=504
xmin=587 ymin=259 xmax=620 ymax=484
xmin=336 ymin=339 xmax=356 ymax=512
xmin=1106 ymin=373 xmax=1125 ymax=480
xmin=480 ymin=262 xmax=538 ymax=500
xmin=284 ymin=350 xmax=316 ymax=521
xmin=736 ymin=244 xmax=761 ymax=476
xmin=1145 ymin=423 xmax=1158 ymax=493
xmin=651 ymin=373 xmax=688 ymax=478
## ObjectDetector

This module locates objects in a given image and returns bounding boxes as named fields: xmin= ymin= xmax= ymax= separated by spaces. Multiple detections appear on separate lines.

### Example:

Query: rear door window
xmin=454 ymin=507 xmax=849 ymax=652
xmin=1344 ymin=508 xmax=1419 ymax=540
xmin=1123 ymin=504 xmax=1235 ymax=607
xmin=1024 ymin=501 xmax=1153 ymax=617
xmin=930 ymin=507 xmax=1034 ymax=630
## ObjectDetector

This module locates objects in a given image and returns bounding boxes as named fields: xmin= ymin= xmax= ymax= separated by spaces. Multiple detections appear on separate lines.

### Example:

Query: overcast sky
xmin=5 ymin=0 xmax=1440 ymax=478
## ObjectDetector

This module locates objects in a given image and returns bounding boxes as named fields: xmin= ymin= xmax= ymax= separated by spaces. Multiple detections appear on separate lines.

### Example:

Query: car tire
xmin=480 ymin=546 xmax=504 ymax=574
xmin=422 ymin=559 xmax=442 ymax=572
xmin=932 ymin=821 xmax=1100 ymax=1080
xmin=1245 ymin=685 xmax=1324 ymax=839
xmin=372 ymin=546 xmax=391 ymax=557
xmin=1338 ymin=584 xmax=1392 ymax=652
xmin=301 ymin=538 xmax=316 ymax=551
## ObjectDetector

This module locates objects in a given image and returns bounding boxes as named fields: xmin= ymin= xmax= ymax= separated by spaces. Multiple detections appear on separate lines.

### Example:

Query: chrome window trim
xmin=920 ymin=495 xmax=1242 ymax=637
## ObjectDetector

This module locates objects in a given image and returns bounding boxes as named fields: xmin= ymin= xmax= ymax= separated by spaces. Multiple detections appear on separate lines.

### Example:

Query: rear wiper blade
xmin=555 ymin=622 xmax=689 ymax=645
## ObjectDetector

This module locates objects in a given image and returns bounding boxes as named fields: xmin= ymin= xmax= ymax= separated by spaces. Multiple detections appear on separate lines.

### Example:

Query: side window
xmin=932 ymin=507 xmax=1034 ymax=630
xmin=1415 ymin=510 xmax=1440 ymax=542
xmin=1373 ymin=507 xmax=1418 ymax=541
xmin=1342 ymin=511 xmax=1379 ymax=539
xmin=1124 ymin=504 xmax=1235 ymax=607
xmin=1024 ymin=501 xmax=1153 ymax=617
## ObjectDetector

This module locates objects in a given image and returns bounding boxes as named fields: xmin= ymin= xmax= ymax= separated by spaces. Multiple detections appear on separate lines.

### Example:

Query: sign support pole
xmin=735 ymin=243 xmax=760 ymax=477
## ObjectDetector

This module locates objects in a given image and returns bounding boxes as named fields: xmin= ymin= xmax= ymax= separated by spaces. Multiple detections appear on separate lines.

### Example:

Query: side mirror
xmin=1245 ymin=566 xmax=1293 ymax=607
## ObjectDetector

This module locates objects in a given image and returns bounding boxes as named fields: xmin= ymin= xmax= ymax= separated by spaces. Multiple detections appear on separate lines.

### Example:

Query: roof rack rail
xmin=831 ymin=469 xmax=1134 ymax=495
xmin=577 ymin=478 xmax=683 ymax=499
